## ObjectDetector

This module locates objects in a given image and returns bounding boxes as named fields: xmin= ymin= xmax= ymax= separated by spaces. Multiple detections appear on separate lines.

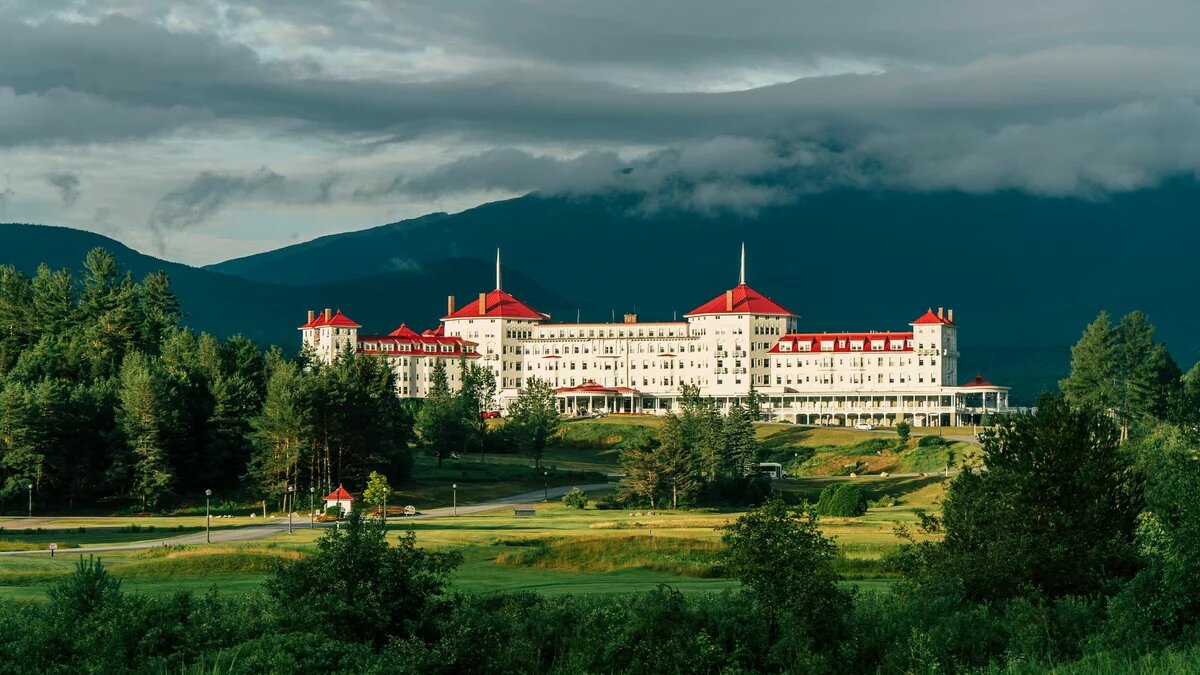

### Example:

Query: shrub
xmin=561 ymin=487 xmax=588 ymax=509
xmin=593 ymin=491 xmax=626 ymax=510
xmin=816 ymin=483 xmax=868 ymax=517
xmin=917 ymin=435 xmax=947 ymax=448
xmin=895 ymin=422 xmax=912 ymax=442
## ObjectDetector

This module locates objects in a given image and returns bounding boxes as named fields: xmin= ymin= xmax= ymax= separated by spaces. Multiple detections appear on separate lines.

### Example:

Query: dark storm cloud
xmin=3 ymin=1 xmax=1200 ymax=228
xmin=45 ymin=171 xmax=81 ymax=207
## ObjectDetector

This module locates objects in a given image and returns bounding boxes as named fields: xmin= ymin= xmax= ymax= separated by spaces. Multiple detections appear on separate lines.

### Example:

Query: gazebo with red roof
xmin=323 ymin=484 xmax=355 ymax=517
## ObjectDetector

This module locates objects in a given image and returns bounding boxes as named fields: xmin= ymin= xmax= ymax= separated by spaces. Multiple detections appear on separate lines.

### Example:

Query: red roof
xmin=326 ymin=310 xmax=361 ymax=328
xmin=443 ymin=289 xmax=546 ymax=320
xmin=911 ymin=308 xmax=954 ymax=325
xmin=555 ymin=380 xmax=639 ymax=395
xmin=323 ymin=484 xmax=354 ymax=501
xmin=356 ymin=330 xmax=478 ymax=358
xmin=961 ymin=374 xmax=997 ymax=388
xmin=300 ymin=310 xmax=361 ymax=330
xmin=685 ymin=284 xmax=794 ymax=317
xmin=769 ymin=332 xmax=913 ymax=354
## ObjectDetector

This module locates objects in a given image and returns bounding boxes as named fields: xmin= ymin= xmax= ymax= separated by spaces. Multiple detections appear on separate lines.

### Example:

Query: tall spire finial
xmin=496 ymin=248 xmax=502 ymax=290
xmin=739 ymin=242 xmax=746 ymax=285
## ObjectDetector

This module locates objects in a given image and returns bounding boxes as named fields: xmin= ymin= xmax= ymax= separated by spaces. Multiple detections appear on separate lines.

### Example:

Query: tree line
xmin=0 ymin=249 xmax=413 ymax=512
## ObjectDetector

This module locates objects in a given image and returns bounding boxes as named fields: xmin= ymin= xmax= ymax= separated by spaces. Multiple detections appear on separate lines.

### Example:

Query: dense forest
xmin=0 ymin=249 xmax=411 ymax=513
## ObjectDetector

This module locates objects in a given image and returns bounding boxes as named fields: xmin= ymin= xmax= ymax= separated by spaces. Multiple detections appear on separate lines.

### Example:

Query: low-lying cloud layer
xmin=1 ymin=1 xmax=1198 ymax=262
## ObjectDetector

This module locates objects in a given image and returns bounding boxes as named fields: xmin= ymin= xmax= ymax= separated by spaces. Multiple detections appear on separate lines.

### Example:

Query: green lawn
xmin=396 ymin=455 xmax=611 ymax=509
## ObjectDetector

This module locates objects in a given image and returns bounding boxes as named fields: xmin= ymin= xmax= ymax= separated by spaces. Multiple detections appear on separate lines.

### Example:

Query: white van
xmin=757 ymin=462 xmax=785 ymax=480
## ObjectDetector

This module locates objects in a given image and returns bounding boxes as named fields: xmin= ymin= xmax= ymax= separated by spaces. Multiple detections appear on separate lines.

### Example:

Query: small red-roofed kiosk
xmin=323 ymin=484 xmax=355 ymax=517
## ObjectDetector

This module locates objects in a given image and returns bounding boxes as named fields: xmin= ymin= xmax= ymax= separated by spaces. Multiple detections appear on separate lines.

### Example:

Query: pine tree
xmin=138 ymin=271 xmax=182 ymax=352
xmin=506 ymin=376 xmax=560 ymax=469
xmin=723 ymin=404 xmax=758 ymax=478
xmin=249 ymin=358 xmax=304 ymax=504
xmin=115 ymin=352 xmax=175 ymax=509
xmin=619 ymin=438 xmax=662 ymax=508
xmin=1060 ymin=311 xmax=1117 ymax=413
xmin=30 ymin=264 xmax=75 ymax=337
xmin=657 ymin=414 xmax=701 ymax=509
xmin=415 ymin=359 xmax=465 ymax=469
xmin=1114 ymin=311 xmax=1159 ymax=440
xmin=746 ymin=381 xmax=762 ymax=421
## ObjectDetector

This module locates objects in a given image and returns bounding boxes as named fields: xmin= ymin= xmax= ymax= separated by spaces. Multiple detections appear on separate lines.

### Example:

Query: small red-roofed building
xmin=323 ymin=484 xmax=354 ymax=517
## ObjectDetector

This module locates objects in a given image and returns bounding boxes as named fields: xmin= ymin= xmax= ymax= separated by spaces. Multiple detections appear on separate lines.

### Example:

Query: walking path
xmin=0 ymin=483 xmax=613 ymax=557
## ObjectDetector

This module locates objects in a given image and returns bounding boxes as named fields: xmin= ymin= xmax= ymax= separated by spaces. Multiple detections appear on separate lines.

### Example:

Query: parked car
xmin=854 ymin=422 xmax=875 ymax=430
xmin=481 ymin=410 xmax=501 ymax=419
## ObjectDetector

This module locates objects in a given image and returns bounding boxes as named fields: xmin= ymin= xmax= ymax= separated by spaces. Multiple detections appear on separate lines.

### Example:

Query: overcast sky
xmin=2 ymin=1 xmax=1198 ymax=264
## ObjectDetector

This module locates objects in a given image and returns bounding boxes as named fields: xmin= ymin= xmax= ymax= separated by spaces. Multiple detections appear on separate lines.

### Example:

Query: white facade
xmin=301 ymin=249 xmax=1012 ymax=427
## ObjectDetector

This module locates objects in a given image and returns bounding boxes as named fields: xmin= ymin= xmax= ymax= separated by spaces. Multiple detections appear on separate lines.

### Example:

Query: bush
xmin=816 ymin=483 xmax=868 ymax=517
xmin=561 ymin=487 xmax=588 ymax=509
xmin=895 ymin=422 xmax=912 ymax=442
xmin=593 ymin=491 xmax=626 ymax=510
xmin=917 ymin=435 xmax=947 ymax=448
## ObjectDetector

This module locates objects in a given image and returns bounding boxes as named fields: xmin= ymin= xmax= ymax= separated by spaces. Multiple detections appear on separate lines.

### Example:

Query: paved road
xmin=0 ymin=483 xmax=614 ymax=557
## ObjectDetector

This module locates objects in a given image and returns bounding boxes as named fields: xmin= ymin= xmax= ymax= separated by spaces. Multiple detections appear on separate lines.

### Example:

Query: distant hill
xmin=0 ymin=224 xmax=584 ymax=350
xmin=207 ymin=182 xmax=1200 ymax=400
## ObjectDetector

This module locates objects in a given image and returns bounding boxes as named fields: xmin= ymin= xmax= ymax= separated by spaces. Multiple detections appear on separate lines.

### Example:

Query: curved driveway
xmin=0 ymin=483 xmax=613 ymax=557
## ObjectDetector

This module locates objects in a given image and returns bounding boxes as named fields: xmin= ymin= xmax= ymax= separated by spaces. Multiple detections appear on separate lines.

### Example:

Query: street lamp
xmin=205 ymin=489 xmax=212 ymax=543
xmin=309 ymin=486 xmax=315 ymax=529
xmin=27 ymin=483 xmax=32 ymax=517
xmin=543 ymin=471 xmax=548 ymax=502
xmin=452 ymin=484 xmax=457 ymax=517
xmin=287 ymin=485 xmax=295 ymax=534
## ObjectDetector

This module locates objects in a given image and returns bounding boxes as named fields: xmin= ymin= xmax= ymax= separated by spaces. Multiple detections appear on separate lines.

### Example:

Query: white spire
xmin=739 ymin=241 xmax=746 ymax=285
xmin=496 ymin=248 xmax=502 ymax=290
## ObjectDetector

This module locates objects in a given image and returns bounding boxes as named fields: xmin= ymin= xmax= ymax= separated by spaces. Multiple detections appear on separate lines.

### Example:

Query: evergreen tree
xmin=722 ymin=404 xmax=758 ymax=478
xmin=138 ymin=271 xmax=182 ymax=352
xmin=505 ymin=376 xmax=559 ymax=469
xmin=0 ymin=266 xmax=33 ymax=376
xmin=1115 ymin=311 xmax=1160 ymax=440
xmin=30 ymin=264 xmax=75 ymax=337
xmin=619 ymin=438 xmax=663 ymax=508
xmin=656 ymin=414 xmax=701 ymax=509
xmin=746 ymin=381 xmax=762 ymax=421
xmin=363 ymin=471 xmax=391 ymax=518
xmin=414 ymin=359 xmax=465 ymax=469
xmin=114 ymin=352 xmax=175 ymax=509
xmin=1061 ymin=311 xmax=1118 ymax=413
xmin=249 ymin=358 xmax=304 ymax=506
xmin=459 ymin=359 xmax=497 ymax=462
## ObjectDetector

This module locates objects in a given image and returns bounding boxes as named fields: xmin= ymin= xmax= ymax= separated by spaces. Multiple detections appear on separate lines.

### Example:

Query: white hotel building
xmin=300 ymin=249 xmax=1011 ymax=427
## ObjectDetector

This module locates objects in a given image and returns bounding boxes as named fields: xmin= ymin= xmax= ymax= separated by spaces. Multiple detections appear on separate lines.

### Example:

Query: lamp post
xmin=287 ymin=485 xmax=294 ymax=534
xmin=309 ymin=486 xmax=315 ymax=529
xmin=543 ymin=471 xmax=548 ymax=502
xmin=205 ymin=489 xmax=212 ymax=543
xmin=452 ymin=484 xmax=457 ymax=517
xmin=27 ymin=483 xmax=32 ymax=517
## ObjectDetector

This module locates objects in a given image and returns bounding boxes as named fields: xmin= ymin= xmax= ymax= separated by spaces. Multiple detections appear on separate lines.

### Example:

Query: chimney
xmin=725 ymin=290 xmax=734 ymax=311
xmin=948 ymin=308 xmax=954 ymax=323
xmin=478 ymin=292 xmax=487 ymax=315
xmin=447 ymin=295 xmax=456 ymax=316
xmin=937 ymin=307 xmax=944 ymax=319
xmin=307 ymin=310 xmax=314 ymax=323
xmin=624 ymin=313 xmax=637 ymax=324
xmin=324 ymin=308 xmax=331 ymax=320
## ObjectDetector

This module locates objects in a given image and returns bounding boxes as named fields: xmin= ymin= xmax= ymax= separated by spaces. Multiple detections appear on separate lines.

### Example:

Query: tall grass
xmin=493 ymin=535 xmax=725 ymax=578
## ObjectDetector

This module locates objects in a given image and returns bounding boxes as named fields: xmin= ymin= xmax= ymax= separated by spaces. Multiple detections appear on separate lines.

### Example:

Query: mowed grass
xmin=0 ymin=524 xmax=204 ymax=551
xmin=397 ymin=455 xmax=610 ymax=509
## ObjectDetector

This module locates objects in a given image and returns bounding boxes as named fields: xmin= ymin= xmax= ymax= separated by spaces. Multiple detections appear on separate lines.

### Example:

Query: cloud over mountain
xmin=1 ymin=1 xmax=1198 ymax=262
